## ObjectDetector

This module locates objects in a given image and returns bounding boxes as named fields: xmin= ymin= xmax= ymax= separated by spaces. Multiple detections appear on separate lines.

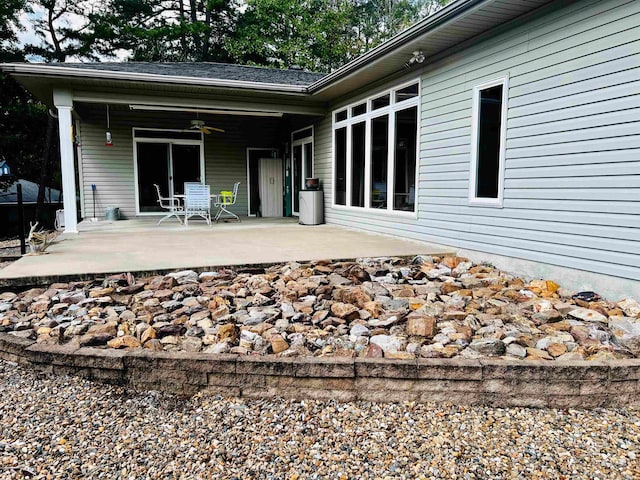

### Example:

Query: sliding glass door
xmin=135 ymin=133 xmax=203 ymax=214
xmin=171 ymin=144 xmax=201 ymax=195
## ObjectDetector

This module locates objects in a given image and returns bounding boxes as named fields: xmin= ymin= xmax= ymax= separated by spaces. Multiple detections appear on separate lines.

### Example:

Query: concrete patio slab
xmin=0 ymin=217 xmax=455 ymax=285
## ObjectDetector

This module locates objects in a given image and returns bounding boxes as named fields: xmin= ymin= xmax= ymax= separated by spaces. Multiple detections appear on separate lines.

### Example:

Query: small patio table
xmin=173 ymin=192 xmax=222 ymax=218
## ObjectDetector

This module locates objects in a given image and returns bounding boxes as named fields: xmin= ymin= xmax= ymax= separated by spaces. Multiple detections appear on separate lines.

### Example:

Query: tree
xmin=0 ymin=0 xmax=50 ymax=193
xmin=88 ymin=0 xmax=238 ymax=62
xmin=23 ymin=0 xmax=102 ymax=62
xmin=0 ymin=0 xmax=25 ymax=52
xmin=227 ymin=0 xmax=449 ymax=72
xmin=226 ymin=0 xmax=356 ymax=72
xmin=1 ymin=1 xmax=63 ymax=224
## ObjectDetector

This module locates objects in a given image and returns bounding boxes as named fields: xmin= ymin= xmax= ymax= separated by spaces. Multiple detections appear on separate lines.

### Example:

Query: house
xmin=0 ymin=178 xmax=62 ymax=235
xmin=0 ymin=159 xmax=11 ymax=176
xmin=0 ymin=178 xmax=61 ymax=204
xmin=1 ymin=0 xmax=638 ymax=297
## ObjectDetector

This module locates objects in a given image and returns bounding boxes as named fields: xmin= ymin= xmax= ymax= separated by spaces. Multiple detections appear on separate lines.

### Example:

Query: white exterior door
xmin=258 ymin=157 xmax=283 ymax=217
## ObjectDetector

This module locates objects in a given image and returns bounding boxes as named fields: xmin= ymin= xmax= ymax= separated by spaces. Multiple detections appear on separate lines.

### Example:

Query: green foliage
xmin=225 ymin=0 xmax=353 ymax=72
xmin=0 ymin=0 xmax=25 ymax=63
xmin=226 ymin=0 xmax=448 ymax=72
xmin=88 ymin=0 xmax=238 ymax=62
xmin=0 ymin=73 xmax=49 ymax=190
xmin=0 ymin=0 xmax=24 ymax=47
xmin=82 ymin=0 xmax=447 ymax=68
xmin=0 ymin=0 xmax=48 ymax=190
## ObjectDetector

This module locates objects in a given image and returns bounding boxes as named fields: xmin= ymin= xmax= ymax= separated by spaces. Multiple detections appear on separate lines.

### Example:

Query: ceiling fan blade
xmin=208 ymin=126 xmax=225 ymax=133
xmin=200 ymin=127 xmax=213 ymax=134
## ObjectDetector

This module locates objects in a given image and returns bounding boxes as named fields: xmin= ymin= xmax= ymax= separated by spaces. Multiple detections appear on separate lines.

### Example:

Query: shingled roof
xmin=42 ymin=62 xmax=327 ymax=87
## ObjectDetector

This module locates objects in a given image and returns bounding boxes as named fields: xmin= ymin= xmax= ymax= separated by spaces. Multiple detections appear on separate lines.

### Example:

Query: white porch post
xmin=53 ymin=90 xmax=78 ymax=234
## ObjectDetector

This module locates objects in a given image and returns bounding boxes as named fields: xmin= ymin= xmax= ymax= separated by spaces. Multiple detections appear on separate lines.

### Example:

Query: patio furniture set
xmin=154 ymin=182 xmax=240 ymax=226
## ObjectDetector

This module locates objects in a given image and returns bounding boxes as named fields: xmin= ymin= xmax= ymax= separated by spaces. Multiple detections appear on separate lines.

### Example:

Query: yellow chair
xmin=213 ymin=182 xmax=241 ymax=222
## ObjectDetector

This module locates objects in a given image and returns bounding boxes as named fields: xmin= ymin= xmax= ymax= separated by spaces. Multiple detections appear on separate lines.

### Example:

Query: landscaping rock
xmin=617 ymin=298 xmax=640 ymax=318
xmin=470 ymin=339 xmax=506 ymax=356
xmin=1 ymin=257 xmax=638 ymax=362
xmin=609 ymin=316 xmax=640 ymax=355
xmin=107 ymin=335 xmax=141 ymax=349
xmin=406 ymin=315 xmax=435 ymax=337
xmin=167 ymin=270 xmax=198 ymax=285
xmin=330 ymin=302 xmax=359 ymax=320
xmin=370 ymin=335 xmax=403 ymax=353
xmin=568 ymin=307 xmax=607 ymax=323
xmin=79 ymin=332 xmax=114 ymax=347
xmin=506 ymin=343 xmax=527 ymax=359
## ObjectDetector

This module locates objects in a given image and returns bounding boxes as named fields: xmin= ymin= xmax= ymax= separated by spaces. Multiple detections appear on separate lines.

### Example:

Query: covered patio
xmin=0 ymin=218 xmax=454 ymax=285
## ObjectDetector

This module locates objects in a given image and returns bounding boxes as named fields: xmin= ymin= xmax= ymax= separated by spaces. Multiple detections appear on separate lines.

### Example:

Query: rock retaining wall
xmin=1 ymin=333 xmax=638 ymax=408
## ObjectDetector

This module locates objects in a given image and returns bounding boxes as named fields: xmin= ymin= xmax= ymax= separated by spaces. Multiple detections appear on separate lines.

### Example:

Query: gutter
xmin=0 ymin=63 xmax=310 ymax=94
xmin=307 ymin=0 xmax=485 ymax=93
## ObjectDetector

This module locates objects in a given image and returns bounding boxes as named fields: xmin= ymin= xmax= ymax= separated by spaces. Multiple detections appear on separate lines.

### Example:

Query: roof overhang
xmin=0 ymin=0 xmax=554 ymax=108
xmin=2 ymin=70 xmax=327 ymax=116
xmin=0 ymin=63 xmax=308 ymax=93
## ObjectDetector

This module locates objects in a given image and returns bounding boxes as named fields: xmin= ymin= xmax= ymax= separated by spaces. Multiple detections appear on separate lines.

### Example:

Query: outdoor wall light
xmin=408 ymin=51 xmax=426 ymax=65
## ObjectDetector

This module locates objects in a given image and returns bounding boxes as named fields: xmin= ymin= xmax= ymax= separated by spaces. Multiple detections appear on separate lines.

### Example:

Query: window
xmin=372 ymin=94 xmax=390 ymax=110
xmin=370 ymin=115 xmax=389 ymax=208
xmin=332 ymin=81 xmax=419 ymax=214
xmin=395 ymin=84 xmax=419 ymax=103
xmin=352 ymin=103 xmax=367 ymax=117
xmin=334 ymin=127 xmax=347 ymax=205
xmin=393 ymin=106 xmax=417 ymax=211
xmin=351 ymin=122 xmax=366 ymax=207
xmin=335 ymin=110 xmax=347 ymax=122
xmin=469 ymin=77 xmax=508 ymax=206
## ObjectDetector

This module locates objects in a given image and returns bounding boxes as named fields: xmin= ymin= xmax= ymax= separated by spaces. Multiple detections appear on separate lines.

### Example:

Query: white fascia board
xmin=0 ymin=63 xmax=309 ymax=94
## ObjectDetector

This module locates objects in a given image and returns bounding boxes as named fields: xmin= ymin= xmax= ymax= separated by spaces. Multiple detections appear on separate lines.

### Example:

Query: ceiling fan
xmin=188 ymin=119 xmax=225 ymax=134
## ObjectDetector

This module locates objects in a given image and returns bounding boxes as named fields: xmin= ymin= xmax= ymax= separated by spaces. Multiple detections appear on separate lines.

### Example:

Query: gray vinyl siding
xmin=78 ymin=108 xmax=280 ymax=219
xmin=316 ymin=0 xmax=640 ymax=281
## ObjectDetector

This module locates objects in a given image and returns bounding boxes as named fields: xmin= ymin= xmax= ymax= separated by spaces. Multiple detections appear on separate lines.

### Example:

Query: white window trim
xmin=468 ymin=76 xmax=509 ymax=208
xmin=331 ymin=78 xmax=420 ymax=217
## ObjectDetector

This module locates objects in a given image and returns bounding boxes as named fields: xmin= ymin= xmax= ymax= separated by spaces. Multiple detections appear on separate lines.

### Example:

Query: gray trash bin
xmin=105 ymin=207 xmax=120 ymax=221
xmin=299 ymin=190 xmax=324 ymax=225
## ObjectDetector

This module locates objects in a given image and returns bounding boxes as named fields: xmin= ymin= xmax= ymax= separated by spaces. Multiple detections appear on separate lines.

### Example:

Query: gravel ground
xmin=0 ymin=360 xmax=639 ymax=480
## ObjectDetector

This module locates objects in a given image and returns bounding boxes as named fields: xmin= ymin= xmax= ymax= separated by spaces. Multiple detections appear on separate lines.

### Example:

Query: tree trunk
xmin=188 ymin=0 xmax=201 ymax=57
xmin=35 ymin=113 xmax=55 ymax=224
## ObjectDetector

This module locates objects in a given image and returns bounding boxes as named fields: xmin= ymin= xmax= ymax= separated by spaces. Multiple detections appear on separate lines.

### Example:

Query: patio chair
xmin=184 ymin=182 xmax=212 ymax=226
xmin=213 ymin=181 xmax=241 ymax=223
xmin=154 ymin=184 xmax=183 ymax=225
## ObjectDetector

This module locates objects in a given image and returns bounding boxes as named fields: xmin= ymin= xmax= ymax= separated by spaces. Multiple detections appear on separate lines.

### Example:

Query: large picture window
xmin=332 ymin=80 xmax=419 ymax=213
xmin=469 ymin=76 xmax=508 ymax=207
